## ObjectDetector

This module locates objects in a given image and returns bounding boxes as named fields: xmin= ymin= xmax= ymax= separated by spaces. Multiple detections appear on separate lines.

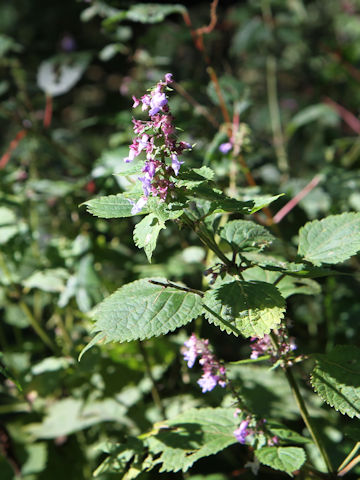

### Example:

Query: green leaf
xmin=255 ymin=446 xmax=306 ymax=476
xmin=134 ymin=214 xmax=164 ymax=262
xmin=23 ymin=268 xmax=69 ymax=293
xmin=37 ymin=53 xmax=91 ymax=96
xmin=203 ymin=280 xmax=285 ymax=338
xmin=310 ymin=345 xmax=360 ymax=418
xmin=248 ymin=194 xmax=283 ymax=213
xmin=287 ymin=103 xmax=339 ymax=136
xmin=220 ymin=220 xmax=274 ymax=253
xmin=0 ymin=207 xmax=19 ymax=244
xmin=125 ymin=4 xmax=186 ymax=24
xmin=83 ymin=193 xmax=149 ymax=218
xmin=147 ymin=407 xmax=238 ymax=472
xmin=86 ymin=278 xmax=202 ymax=346
xmin=298 ymin=212 xmax=360 ymax=265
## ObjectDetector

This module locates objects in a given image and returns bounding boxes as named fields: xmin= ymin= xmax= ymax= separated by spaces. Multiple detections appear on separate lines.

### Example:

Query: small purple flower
xmin=182 ymin=333 xmax=227 ymax=393
xmin=132 ymin=96 xmax=140 ymax=108
xmin=198 ymin=372 xmax=218 ymax=393
xmin=149 ymin=92 xmax=168 ymax=116
xmin=234 ymin=420 xmax=250 ymax=444
xmin=171 ymin=153 xmax=183 ymax=176
xmin=164 ymin=73 xmax=173 ymax=83
xmin=183 ymin=334 xmax=198 ymax=368
xmin=129 ymin=196 xmax=148 ymax=215
xmin=143 ymin=161 xmax=157 ymax=179
xmin=138 ymin=175 xmax=152 ymax=197
xmin=219 ymin=142 xmax=232 ymax=154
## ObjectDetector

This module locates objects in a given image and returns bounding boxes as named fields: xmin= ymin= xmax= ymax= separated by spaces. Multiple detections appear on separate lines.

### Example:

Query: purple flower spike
xmin=219 ymin=142 xmax=232 ymax=154
xmin=234 ymin=420 xmax=250 ymax=444
xmin=171 ymin=153 xmax=184 ymax=176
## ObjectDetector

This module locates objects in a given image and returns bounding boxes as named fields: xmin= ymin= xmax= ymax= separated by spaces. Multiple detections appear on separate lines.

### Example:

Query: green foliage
xmin=298 ymin=213 xmax=360 ymax=266
xmin=220 ymin=219 xmax=274 ymax=253
xmin=255 ymin=446 xmax=306 ymax=476
xmin=203 ymin=280 xmax=285 ymax=337
xmin=84 ymin=279 xmax=202 ymax=347
xmin=311 ymin=345 xmax=360 ymax=418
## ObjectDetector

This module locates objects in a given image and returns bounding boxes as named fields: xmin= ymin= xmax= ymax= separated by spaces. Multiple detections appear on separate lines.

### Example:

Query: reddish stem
xmin=273 ymin=175 xmax=322 ymax=224
xmin=43 ymin=94 xmax=53 ymax=128
xmin=324 ymin=97 xmax=360 ymax=134
xmin=0 ymin=129 xmax=27 ymax=169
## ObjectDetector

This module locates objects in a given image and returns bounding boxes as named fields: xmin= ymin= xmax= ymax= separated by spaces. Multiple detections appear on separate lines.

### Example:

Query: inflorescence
xmin=182 ymin=333 xmax=227 ymax=393
xmin=125 ymin=73 xmax=191 ymax=214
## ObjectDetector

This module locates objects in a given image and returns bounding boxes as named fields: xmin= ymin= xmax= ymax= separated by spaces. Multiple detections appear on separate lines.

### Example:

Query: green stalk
xmin=138 ymin=340 xmax=166 ymax=420
xmin=270 ymin=332 xmax=333 ymax=474
xmin=19 ymin=301 xmax=57 ymax=353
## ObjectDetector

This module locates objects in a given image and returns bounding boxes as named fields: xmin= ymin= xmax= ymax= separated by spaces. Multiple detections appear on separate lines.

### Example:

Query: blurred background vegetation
xmin=1 ymin=1 xmax=360 ymax=478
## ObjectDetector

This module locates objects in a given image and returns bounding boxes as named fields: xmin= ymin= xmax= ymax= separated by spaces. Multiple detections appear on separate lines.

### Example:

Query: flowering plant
xmin=83 ymin=75 xmax=360 ymax=478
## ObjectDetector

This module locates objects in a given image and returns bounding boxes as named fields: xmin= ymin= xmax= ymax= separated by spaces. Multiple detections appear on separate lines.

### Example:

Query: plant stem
xmin=338 ymin=442 xmax=360 ymax=472
xmin=19 ymin=301 xmax=57 ymax=353
xmin=269 ymin=332 xmax=334 ymax=474
xmin=138 ymin=340 xmax=166 ymax=420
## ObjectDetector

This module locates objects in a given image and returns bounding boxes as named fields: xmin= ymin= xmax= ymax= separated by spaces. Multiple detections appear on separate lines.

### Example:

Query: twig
xmin=43 ymin=94 xmax=53 ymax=128
xmin=338 ymin=454 xmax=360 ymax=477
xmin=148 ymin=279 xmax=204 ymax=297
xmin=273 ymin=174 xmax=322 ymax=224
xmin=173 ymin=81 xmax=219 ymax=129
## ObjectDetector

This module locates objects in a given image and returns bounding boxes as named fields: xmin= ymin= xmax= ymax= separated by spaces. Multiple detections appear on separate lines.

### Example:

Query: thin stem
xmin=148 ymin=280 xmax=204 ymax=297
xmin=338 ymin=454 xmax=360 ymax=477
xmin=182 ymin=213 xmax=233 ymax=268
xmin=19 ymin=301 xmax=57 ymax=353
xmin=266 ymin=55 xmax=289 ymax=173
xmin=338 ymin=442 xmax=360 ymax=472
xmin=138 ymin=340 xmax=166 ymax=420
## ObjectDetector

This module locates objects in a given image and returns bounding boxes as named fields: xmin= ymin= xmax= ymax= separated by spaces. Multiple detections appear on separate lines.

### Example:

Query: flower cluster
xmin=233 ymin=410 xmax=279 ymax=447
xmin=250 ymin=327 xmax=297 ymax=364
xmin=125 ymin=73 xmax=191 ymax=214
xmin=182 ymin=333 xmax=227 ymax=393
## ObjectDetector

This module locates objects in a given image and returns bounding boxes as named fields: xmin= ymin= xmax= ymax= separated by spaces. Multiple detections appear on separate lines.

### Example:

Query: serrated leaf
xmin=83 ymin=193 xmax=149 ymax=218
xmin=203 ymin=280 xmax=285 ymax=338
xmin=220 ymin=220 xmax=274 ymax=253
xmin=86 ymin=278 xmax=202 ymax=346
xmin=255 ymin=447 xmax=306 ymax=476
xmin=134 ymin=214 xmax=164 ymax=262
xmin=310 ymin=345 xmax=360 ymax=418
xmin=125 ymin=4 xmax=186 ymax=23
xmin=147 ymin=407 xmax=238 ymax=472
xmin=298 ymin=212 xmax=360 ymax=265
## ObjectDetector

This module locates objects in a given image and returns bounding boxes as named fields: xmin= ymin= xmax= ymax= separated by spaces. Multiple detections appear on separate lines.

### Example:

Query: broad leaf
xmin=255 ymin=446 xmax=306 ymax=476
xmin=126 ymin=4 xmax=186 ymax=23
xmin=86 ymin=278 xmax=202 ymax=345
xmin=23 ymin=268 xmax=69 ymax=293
xmin=298 ymin=212 xmax=360 ymax=266
xmin=220 ymin=220 xmax=274 ymax=253
xmin=133 ymin=214 xmax=164 ymax=262
xmin=37 ymin=53 xmax=90 ymax=96
xmin=0 ymin=207 xmax=21 ymax=244
xmin=83 ymin=193 xmax=149 ymax=218
xmin=311 ymin=345 xmax=360 ymax=418
xmin=147 ymin=407 xmax=238 ymax=472
xmin=203 ymin=280 xmax=285 ymax=338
